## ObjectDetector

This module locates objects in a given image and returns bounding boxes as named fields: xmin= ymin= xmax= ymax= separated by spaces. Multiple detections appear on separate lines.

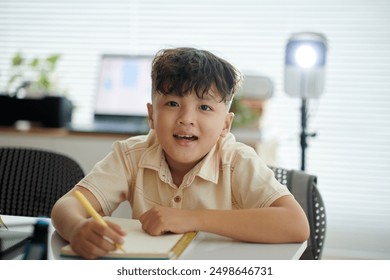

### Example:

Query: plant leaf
xmin=30 ymin=58 xmax=39 ymax=68
xmin=7 ymin=74 xmax=22 ymax=86
xmin=38 ymin=74 xmax=51 ymax=90
xmin=12 ymin=53 xmax=24 ymax=66
xmin=46 ymin=54 xmax=60 ymax=68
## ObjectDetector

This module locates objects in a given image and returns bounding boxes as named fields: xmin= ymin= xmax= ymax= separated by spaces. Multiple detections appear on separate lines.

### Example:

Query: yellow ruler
xmin=170 ymin=231 xmax=197 ymax=259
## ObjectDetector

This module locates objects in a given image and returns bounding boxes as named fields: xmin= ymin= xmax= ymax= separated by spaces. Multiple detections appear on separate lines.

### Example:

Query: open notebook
xmin=60 ymin=217 xmax=197 ymax=260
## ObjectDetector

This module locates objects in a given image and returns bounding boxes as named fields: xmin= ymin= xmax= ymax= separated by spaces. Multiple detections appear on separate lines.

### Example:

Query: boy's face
xmin=147 ymin=87 xmax=234 ymax=171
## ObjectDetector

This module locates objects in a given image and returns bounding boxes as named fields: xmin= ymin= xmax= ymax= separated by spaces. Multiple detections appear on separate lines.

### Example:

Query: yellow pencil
xmin=74 ymin=190 xmax=125 ymax=253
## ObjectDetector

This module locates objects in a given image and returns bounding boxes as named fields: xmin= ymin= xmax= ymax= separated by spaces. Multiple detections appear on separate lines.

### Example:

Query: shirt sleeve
xmin=230 ymin=146 xmax=292 ymax=209
xmin=77 ymin=140 xmax=132 ymax=216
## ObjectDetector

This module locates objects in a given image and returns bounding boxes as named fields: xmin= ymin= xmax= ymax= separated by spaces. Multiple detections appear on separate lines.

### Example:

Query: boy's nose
xmin=177 ymin=108 xmax=195 ymax=126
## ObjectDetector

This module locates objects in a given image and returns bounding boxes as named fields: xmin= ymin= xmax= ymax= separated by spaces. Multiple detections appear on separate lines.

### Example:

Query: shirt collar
xmin=139 ymin=132 xmax=229 ymax=185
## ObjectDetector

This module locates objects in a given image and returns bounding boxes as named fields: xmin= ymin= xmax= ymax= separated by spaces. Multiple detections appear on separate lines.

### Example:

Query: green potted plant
xmin=0 ymin=52 xmax=73 ymax=128
xmin=6 ymin=52 xmax=62 ymax=97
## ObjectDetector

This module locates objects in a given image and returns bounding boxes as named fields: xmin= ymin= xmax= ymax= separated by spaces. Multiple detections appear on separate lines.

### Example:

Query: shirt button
xmin=174 ymin=196 xmax=181 ymax=203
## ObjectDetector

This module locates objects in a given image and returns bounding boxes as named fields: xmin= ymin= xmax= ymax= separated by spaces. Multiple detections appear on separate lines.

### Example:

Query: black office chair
xmin=269 ymin=166 xmax=326 ymax=260
xmin=0 ymin=147 xmax=84 ymax=217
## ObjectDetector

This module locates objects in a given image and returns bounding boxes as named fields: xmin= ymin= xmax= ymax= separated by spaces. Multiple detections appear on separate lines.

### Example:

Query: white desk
xmin=1 ymin=215 xmax=307 ymax=260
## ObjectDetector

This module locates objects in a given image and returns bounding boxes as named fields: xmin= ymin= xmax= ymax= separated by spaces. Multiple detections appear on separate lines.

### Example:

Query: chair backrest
xmin=269 ymin=166 xmax=326 ymax=260
xmin=0 ymin=147 xmax=84 ymax=217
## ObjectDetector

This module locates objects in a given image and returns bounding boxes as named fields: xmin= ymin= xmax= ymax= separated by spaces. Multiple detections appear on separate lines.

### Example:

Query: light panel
xmin=284 ymin=32 xmax=328 ymax=99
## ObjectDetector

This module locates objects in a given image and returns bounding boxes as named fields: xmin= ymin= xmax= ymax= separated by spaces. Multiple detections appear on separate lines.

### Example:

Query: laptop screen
xmin=94 ymin=54 xmax=153 ymax=117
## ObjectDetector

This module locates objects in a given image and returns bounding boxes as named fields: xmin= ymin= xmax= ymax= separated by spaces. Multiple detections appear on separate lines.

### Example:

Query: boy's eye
xmin=199 ymin=105 xmax=211 ymax=111
xmin=166 ymin=101 xmax=179 ymax=107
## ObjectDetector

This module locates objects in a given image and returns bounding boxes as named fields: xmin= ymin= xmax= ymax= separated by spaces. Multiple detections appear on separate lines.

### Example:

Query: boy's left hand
xmin=139 ymin=206 xmax=197 ymax=236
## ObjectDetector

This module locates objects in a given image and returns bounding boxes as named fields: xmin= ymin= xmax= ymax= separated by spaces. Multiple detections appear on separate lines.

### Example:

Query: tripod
xmin=300 ymin=98 xmax=316 ymax=171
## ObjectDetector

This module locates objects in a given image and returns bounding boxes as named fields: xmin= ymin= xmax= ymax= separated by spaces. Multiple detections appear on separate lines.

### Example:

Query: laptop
xmin=70 ymin=54 xmax=152 ymax=134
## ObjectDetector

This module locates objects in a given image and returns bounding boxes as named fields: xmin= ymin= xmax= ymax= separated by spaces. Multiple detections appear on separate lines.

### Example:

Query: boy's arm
xmin=139 ymin=195 xmax=309 ymax=243
xmin=197 ymin=195 xmax=309 ymax=243
xmin=51 ymin=187 xmax=103 ymax=240
xmin=51 ymin=187 xmax=125 ymax=259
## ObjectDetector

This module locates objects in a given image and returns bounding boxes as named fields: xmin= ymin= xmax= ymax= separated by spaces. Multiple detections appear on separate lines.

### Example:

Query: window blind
xmin=1 ymin=0 xmax=389 ymax=259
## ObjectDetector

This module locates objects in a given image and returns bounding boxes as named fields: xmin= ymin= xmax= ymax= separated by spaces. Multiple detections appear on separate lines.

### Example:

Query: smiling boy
xmin=52 ymin=47 xmax=309 ymax=259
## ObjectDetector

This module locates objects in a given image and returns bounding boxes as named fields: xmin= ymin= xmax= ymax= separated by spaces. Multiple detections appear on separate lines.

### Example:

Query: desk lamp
xmin=284 ymin=32 xmax=328 ymax=170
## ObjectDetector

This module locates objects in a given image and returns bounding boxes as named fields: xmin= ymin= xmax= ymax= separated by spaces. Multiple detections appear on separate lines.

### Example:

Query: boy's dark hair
xmin=151 ymin=47 xmax=242 ymax=103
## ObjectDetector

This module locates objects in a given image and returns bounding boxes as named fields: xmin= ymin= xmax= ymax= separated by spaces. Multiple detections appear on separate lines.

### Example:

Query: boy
xmin=51 ymin=47 xmax=309 ymax=259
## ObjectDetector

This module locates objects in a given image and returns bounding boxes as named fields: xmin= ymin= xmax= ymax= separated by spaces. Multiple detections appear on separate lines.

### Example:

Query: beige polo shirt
xmin=78 ymin=130 xmax=291 ymax=218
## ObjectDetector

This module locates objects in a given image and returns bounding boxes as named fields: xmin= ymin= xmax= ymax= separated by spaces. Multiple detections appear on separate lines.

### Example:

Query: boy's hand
xmin=139 ymin=206 xmax=197 ymax=236
xmin=68 ymin=219 xmax=125 ymax=259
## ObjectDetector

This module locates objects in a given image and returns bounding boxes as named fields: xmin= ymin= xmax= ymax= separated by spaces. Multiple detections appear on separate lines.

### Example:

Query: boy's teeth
xmin=174 ymin=134 xmax=198 ymax=140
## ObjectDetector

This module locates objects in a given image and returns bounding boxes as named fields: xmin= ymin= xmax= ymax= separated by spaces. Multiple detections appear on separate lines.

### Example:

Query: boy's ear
xmin=147 ymin=103 xmax=154 ymax=129
xmin=221 ymin=112 xmax=234 ymax=137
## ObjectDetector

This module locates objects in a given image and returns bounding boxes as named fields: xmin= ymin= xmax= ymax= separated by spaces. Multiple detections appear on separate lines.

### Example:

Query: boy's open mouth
xmin=173 ymin=134 xmax=198 ymax=141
